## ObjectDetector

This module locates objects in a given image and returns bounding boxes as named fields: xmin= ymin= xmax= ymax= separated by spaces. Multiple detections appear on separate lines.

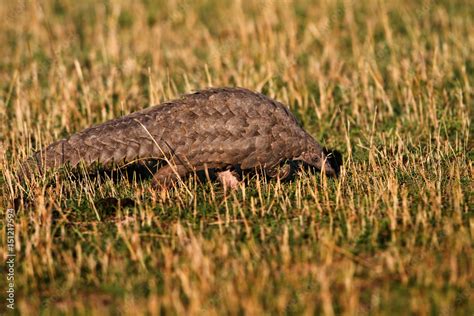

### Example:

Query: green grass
xmin=0 ymin=0 xmax=472 ymax=314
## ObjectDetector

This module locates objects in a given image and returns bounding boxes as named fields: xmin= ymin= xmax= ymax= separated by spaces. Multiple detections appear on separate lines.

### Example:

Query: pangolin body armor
xmin=24 ymin=87 xmax=337 ymax=184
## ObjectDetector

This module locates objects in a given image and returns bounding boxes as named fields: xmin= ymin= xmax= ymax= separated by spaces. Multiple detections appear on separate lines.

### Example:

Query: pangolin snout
xmin=322 ymin=148 xmax=342 ymax=177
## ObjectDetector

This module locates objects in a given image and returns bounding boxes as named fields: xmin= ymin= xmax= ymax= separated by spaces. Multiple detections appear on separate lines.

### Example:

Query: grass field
xmin=0 ymin=0 xmax=472 ymax=314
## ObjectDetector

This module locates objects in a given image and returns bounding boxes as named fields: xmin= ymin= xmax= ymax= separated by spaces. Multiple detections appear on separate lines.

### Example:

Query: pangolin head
xmin=299 ymin=144 xmax=342 ymax=177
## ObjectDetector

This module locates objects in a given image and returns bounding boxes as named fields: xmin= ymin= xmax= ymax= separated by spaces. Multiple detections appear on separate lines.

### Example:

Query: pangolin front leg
xmin=265 ymin=162 xmax=293 ymax=181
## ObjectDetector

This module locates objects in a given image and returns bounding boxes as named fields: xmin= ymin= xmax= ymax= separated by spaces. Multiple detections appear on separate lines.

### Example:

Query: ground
xmin=0 ymin=0 xmax=472 ymax=314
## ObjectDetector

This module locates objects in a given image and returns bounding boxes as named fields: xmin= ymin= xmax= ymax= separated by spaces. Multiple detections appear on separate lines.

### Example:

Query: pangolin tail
xmin=18 ymin=139 xmax=70 ymax=181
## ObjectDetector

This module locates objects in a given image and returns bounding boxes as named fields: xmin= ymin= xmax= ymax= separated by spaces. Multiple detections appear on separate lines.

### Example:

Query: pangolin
xmin=21 ymin=87 xmax=339 ymax=189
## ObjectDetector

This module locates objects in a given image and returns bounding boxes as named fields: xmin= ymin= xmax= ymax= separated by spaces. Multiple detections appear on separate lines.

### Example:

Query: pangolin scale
xmin=22 ymin=87 xmax=338 ymax=187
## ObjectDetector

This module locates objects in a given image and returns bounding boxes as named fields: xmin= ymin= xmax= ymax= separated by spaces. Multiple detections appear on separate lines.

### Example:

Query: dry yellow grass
xmin=0 ymin=0 xmax=472 ymax=314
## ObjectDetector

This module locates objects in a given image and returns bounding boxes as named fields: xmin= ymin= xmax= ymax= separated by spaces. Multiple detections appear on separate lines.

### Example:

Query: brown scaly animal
xmin=21 ymin=87 xmax=340 ymax=189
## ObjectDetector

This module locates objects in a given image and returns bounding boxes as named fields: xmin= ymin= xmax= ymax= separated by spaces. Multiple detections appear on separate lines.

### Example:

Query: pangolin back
xmin=22 ymin=87 xmax=336 ymax=178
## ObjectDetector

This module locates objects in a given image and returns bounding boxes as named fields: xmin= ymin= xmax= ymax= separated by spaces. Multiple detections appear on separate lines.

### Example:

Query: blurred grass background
xmin=0 ymin=0 xmax=472 ymax=314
